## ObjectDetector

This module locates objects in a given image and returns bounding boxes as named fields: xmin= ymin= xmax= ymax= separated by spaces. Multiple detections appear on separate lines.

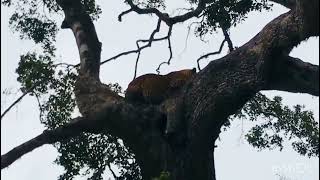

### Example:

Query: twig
xmin=107 ymin=163 xmax=118 ymax=180
xmin=118 ymin=8 xmax=133 ymax=22
xmin=178 ymin=18 xmax=204 ymax=57
xmin=125 ymin=0 xmax=207 ymax=25
xmin=34 ymin=93 xmax=44 ymax=122
xmin=101 ymin=19 xmax=164 ymax=68
xmin=132 ymin=18 xmax=162 ymax=79
xmin=197 ymin=39 xmax=227 ymax=71
xmin=133 ymin=50 xmax=141 ymax=80
xmin=156 ymin=26 xmax=173 ymax=74
xmin=1 ymin=83 xmax=38 ymax=120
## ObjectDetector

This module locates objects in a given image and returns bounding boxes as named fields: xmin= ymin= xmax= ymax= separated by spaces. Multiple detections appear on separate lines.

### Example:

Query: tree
xmin=1 ymin=0 xmax=319 ymax=180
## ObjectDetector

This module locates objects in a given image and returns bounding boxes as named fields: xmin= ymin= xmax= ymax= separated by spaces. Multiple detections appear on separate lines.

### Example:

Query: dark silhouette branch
xmin=125 ymin=0 xmax=207 ymax=25
xmin=101 ymin=18 xmax=170 ymax=69
xmin=118 ymin=8 xmax=133 ymax=22
xmin=132 ymin=18 xmax=162 ymax=79
xmin=107 ymin=163 xmax=118 ymax=179
xmin=156 ymin=26 xmax=173 ymax=74
xmin=1 ymin=87 xmax=32 ymax=120
xmin=1 ymin=99 xmax=164 ymax=169
xmin=197 ymin=39 xmax=227 ymax=71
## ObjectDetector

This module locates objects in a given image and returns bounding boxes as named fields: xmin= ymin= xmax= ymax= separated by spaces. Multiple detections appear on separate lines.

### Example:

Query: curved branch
xmin=125 ymin=0 xmax=206 ymax=25
xmin=156 ymin=26 xmax=173 ymax=74
xmin=107 ymin=163 xmax=118 ymax=179
xmin=1 ymin=98 xmax=165 ymax=169
xmin=118 ymin=8 xmax=133 ymax=22
xmin=264 ymin=56 xmax=319 ymax=96
xmin=133 ymin=18 xmax=162 ymax=79
xmin=101 ymin=19 xmax=166 ymax=68
xmin=197 ymin=39 xmax=226 ymax=71
xmin=1 ymin=88 xmax=31 ymax=120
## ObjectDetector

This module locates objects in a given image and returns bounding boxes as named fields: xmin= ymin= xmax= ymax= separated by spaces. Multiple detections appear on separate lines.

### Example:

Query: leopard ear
xmin=192 ymin=68 xmax=196 ymax=73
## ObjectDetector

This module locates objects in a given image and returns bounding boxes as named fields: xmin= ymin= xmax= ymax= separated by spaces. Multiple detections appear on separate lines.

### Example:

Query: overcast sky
xmin=1 ymin=1 xmax=319 ymax=180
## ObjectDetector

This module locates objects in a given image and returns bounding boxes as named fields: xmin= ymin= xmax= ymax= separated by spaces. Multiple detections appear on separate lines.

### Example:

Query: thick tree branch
xmin=264 ymin=56 xmax=319 ymax=96
xmin=1 ymin=117 xmax=88 ymax=169
xmin=1 ymin=100 xmax=165 ymax=169
xmin=179 ymin=6 xmax=319 ymax=178
xmin=57 ymin=0 xmax=102 ymax=80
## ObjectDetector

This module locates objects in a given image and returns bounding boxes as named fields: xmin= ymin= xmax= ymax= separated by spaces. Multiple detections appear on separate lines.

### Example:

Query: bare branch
xmin=107 ymin=163 xmax=118 ymax=179
xmin=197 ymin=39 xmax=227 ymax=71
xmin=133 ymin=49 xmax=141 ymax=80
xmin=132 ymin=18 xmax=162 ymax=79
xmin=0 ymin=80 xmax=44 ymax=120
xmin=156 ymin=26 xmax=173 ymax=74
xmin=100 ymin=50 xmax=139 ymax=65
xmin=1 ymin=88 xmax=31 ymax=120
xmin=101 ymin=19 xmax=164 ymax=68
xmin=118 ymin=8 xmax=133 ymax=22
xmin=125 ymin=0 xmax=206 ymax=25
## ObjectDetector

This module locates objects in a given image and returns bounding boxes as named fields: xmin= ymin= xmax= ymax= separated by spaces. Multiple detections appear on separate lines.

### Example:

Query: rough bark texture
xmin=1 ymin=0 xmax=319 ymax=180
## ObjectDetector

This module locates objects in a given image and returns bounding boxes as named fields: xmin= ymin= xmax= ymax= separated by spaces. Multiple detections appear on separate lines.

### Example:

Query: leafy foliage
xmin=55 ymin=134 xmax=141 ymax=180
xmin=16 ymin=52 xmax=55 ymax=95
xmin=3 ymin=0 xmax=101 ymax=56
xmin=230 ymin=93 xmax=319 ymax=157
xmin=191 ymin=0 xmax=272 ymax=37
xmin=131 ymin=0 xmax=166 ymax=9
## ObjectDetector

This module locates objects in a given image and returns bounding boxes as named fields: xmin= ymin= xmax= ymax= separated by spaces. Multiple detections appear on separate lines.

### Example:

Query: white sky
xmin=1 ymin=1 xmax=319 ymax=180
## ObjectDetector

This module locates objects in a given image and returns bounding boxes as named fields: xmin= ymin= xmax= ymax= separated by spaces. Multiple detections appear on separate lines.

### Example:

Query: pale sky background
xmin=1 ymin=1 xmax=319 ymax=180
